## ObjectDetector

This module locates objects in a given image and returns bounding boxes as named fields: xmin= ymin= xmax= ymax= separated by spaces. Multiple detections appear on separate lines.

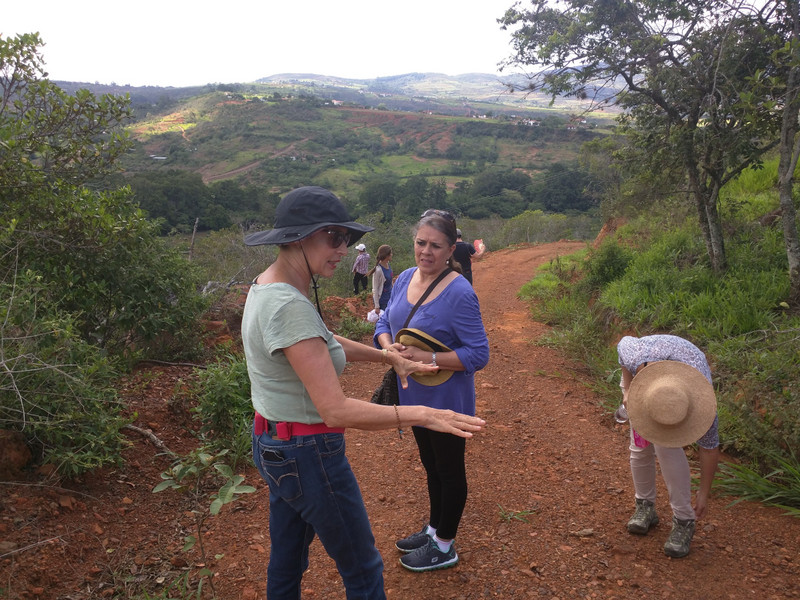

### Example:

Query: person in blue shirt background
xmin=368 ymin=244 xmax=393 ymax=311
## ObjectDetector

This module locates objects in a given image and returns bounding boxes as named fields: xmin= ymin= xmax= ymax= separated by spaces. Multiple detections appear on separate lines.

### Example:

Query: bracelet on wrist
xmin=381 ymin=348 xmax=388 ymax=364
xmin=393 ymin=404 xmax=404 ymax=439
xmin=431 ymin=352 xmax=437 ymax=367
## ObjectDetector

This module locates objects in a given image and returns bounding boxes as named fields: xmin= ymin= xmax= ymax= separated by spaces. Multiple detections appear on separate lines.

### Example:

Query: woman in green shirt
xmin=242 ymin=186 xmax=485 ymax=599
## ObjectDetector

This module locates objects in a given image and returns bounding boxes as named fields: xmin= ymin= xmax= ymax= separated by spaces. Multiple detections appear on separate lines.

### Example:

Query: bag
xmin=371 ymin=368 xmax=399 ymax=405
xmin=366 ymin=308 xmax=381 ymax=323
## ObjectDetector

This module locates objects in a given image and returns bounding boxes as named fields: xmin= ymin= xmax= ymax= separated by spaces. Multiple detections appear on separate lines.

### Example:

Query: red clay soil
xmin=1 ymin=241 xmax=799 ymax=600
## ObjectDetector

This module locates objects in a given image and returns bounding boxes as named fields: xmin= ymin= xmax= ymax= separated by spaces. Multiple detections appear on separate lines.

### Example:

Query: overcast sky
xmin=4 ymin=0 xmax=522 ymax=88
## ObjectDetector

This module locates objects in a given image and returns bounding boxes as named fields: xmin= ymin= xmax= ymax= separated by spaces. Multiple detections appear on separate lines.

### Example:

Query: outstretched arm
xmin=694 ymin=446 xmax=720 ymax=520
xmin=335 ymin=334 xmax=438 ymax=387
xmin=285 ymin=337 xmax=484 ymax=437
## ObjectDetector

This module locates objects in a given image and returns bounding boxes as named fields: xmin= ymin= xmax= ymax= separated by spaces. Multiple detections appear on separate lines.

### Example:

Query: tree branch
xmin=122 ymin=424 xmax=177 ymax=458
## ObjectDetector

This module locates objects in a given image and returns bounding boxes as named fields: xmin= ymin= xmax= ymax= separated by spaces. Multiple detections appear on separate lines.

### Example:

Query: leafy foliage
xmin=581 ymin=240 xmax=634 ymax=291
xmin=599 ymin=226 xmax=789 ymax=340
xmin=127 ymin=171 xmax=271 ymax=233
xmin=0 ymin=270 xmax=130 ymax=476
xmin=0 ymin=33 xmax=209 ymax=476
xmin=188 ymin=355 xmax=253 ymax=464
xmin=501 ymin=0 xmax=788 ymax=274
xmin=336 ymin=309 xmax=376 ymax=341
xmin=493 ymin=210 xmax=598 ymax=248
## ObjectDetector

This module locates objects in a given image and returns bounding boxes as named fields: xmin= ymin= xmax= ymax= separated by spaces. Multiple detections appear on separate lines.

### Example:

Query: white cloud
xmin=4 ymin=0 xmax=518 ymax=87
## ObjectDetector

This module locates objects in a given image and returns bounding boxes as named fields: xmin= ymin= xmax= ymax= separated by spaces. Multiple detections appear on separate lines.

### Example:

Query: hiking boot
xmin=664 ymin=516 xmax=696 ymax=558
xmin=399 ymin=538 xmax=459 ymax=572
xmin=395 ymin=525 xmax=432 ymax=553
xmin=626 ymin=498 xmax=659 ymax=535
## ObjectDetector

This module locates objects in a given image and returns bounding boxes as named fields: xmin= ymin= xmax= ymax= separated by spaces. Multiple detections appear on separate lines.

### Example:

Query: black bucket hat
xmin=244 ymin=186 xmax=374 ymax=247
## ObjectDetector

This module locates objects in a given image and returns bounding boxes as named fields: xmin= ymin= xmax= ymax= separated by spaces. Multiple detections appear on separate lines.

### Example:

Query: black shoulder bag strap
xmin=400 ymin=268 xmax=453 ymax=331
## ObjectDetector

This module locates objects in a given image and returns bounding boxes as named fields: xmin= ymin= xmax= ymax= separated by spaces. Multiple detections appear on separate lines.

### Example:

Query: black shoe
xmin=395 ymin=525 xmax=431 ymax=553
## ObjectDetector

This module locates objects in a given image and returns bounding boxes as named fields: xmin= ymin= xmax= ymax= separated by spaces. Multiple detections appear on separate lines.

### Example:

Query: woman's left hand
xmin=693 ymin=491 xmax=709 ymax=520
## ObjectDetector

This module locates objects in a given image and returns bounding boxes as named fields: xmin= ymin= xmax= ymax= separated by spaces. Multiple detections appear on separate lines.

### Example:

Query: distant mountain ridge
xmin=55 ymin=71 xmax=612 ymax=116
xmin=259 ymin=71 xmax=530 ymax=101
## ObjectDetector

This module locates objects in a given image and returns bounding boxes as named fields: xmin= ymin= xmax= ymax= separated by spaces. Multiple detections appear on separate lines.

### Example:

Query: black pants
xmin=353 ymin=273 xmax=368 ymax=294
xmin=412 ymin=426 xmax=467 ymax=540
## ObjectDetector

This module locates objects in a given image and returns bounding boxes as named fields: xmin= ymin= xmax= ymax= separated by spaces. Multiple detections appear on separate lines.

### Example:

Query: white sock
xmin=433 ymin=535 xmax=452 ymax=553
xmin=425 ymin=524 xmax=437 ymax=537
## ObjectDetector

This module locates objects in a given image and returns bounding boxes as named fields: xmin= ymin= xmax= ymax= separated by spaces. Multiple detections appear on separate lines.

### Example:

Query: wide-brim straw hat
xmin=627 ymin=360 xmax=717 ymax=448
xmin=244 ymin=186 xmax=373 ymax=247
xmin=395 ymin=328 xmax=454 ymax=386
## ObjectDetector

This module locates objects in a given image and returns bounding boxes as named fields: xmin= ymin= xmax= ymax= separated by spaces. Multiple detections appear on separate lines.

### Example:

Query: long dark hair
xmin=415 ymin=212 xmax=462 ymax=274
xmin=367 ymin=244 xmax=392 ymax=277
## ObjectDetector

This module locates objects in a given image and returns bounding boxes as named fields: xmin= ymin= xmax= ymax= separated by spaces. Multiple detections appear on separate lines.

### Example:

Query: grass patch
xmin=715 ymin=453 xmax=800 ymax=517
xmin=498 ymin=504 xmax=537 ymax=523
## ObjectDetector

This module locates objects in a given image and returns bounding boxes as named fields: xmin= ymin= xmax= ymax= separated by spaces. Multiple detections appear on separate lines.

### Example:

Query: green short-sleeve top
xmin=241 ymin=282 xmax=345 ymax=423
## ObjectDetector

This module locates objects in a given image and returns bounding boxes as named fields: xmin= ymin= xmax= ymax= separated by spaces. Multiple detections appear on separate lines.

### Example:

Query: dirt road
xmin=1 ymin=242 xmax=798 ymax=599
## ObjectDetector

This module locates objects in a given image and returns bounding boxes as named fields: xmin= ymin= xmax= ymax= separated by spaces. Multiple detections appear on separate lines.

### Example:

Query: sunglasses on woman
xmin=325 ymin=229 xmax=352 ymax=248
xmin=421 ymin=209 xmax=456 ymax=223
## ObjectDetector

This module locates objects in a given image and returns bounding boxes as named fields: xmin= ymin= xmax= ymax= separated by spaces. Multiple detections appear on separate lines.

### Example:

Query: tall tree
xmin=499 ymin=0 xmax=783 ymax=274
xmin=0 ymin=34 xmax=132 ymax=190
xmin=772 ymin=0 xmax=800 ymax=301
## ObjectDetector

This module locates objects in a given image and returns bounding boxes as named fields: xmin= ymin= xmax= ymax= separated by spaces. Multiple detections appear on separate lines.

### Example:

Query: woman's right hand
xmin=421 ymin=407 xmax=485 ymax=438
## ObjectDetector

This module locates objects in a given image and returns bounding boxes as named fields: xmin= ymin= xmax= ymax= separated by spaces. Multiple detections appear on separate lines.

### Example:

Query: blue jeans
xmin=252 ymin=428 xmax=386 ymax=600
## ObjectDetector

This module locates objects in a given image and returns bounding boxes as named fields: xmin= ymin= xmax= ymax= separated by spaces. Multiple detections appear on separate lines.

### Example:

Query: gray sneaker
xmin=664 ymin=517 xmax=695 ymax=558
xmin=626 ymin=498 xmax=659 ymax=535
xmin=395 ymin=525 xmax=432 ymax=553
xmin=399 ymin=537 xmax=458 ymax=572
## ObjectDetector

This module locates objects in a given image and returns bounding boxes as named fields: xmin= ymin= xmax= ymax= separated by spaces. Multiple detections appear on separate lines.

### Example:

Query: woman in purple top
xmin=374 ymin=209 xmax=489 ymax=572
xmin=617 ymin=334 xmax=720 ymax=558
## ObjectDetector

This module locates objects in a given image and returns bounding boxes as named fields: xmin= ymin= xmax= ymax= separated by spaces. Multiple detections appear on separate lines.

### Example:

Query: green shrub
xmin=709 ymin=322 xmax=800 ymax=462
xmin=518 ymin=250 xmax=618 ymax=400
xmin=0 ymin=272 xmax=129 ymax=477
xmin=337 ymin=309 xmax=376 ymax=341
xmin=153 ymin=447 xmax=256 ymax=596
xmin=190 ymin=226 xmax=278 ymax=287
xmin=0 ymin=35 xmax=211 ymax=478
xmin=581 ymin=239 xmax=634 ymax=291
xmin=494 ymin=210 xmax=599 ymax=248
xmin=188 ymin=355 xmax=252 ymax=465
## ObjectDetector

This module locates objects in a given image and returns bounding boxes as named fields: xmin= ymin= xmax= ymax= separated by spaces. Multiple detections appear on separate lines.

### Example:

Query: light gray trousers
xmin=629 ymin=428 xmax=695 ymax=521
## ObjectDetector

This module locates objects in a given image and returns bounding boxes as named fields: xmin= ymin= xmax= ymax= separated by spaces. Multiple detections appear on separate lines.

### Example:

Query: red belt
xmin=254 ymin=412 xmax=344 ymax=440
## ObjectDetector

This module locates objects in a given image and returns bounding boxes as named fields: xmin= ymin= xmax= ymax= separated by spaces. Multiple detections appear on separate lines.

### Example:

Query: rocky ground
xmin=1 ymin=241 xmax=798 ymax=599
